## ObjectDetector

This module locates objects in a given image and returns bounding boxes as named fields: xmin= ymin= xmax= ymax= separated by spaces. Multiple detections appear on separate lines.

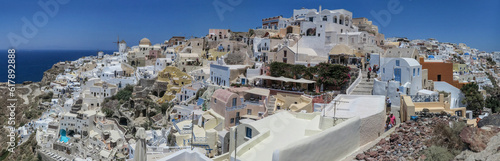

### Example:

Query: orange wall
xmin=419 ymin=57 xmax=459 ymax=88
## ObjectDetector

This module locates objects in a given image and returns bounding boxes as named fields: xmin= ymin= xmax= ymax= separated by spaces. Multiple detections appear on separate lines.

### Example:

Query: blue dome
xmin=428 ymin=55 xmax=435 ymax=58
xmin=464 ymin=53 xmax=470 ymax=55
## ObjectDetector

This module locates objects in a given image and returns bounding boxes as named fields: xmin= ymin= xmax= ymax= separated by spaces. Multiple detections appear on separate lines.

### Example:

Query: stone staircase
xmin=266 ymin=95 xmax=276 ymax=115
xmin=350 ymin=70 xmax=375 ymax=95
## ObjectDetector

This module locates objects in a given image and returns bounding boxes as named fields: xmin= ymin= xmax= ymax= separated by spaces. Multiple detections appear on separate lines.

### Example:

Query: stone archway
xmin=306 ymin=28 xmax=316 ymax=36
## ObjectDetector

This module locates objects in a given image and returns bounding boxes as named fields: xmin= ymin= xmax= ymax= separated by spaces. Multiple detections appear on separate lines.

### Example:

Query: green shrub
xmin=430 ymin=120 xmax=465 ymax=151
xmin=423 ymin=146 xmax=455 ymax=161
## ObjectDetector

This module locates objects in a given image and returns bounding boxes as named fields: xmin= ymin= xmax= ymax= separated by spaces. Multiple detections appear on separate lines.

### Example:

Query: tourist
xmin=386 ymin=97 xmax=392 ymax=108
xmin=367 ymin=71 xmax=371 ymax=81
xmin=390 ymin=113 xmax=396 ymax=126
xmin=385 ymin=117 xmax=392 ymax=131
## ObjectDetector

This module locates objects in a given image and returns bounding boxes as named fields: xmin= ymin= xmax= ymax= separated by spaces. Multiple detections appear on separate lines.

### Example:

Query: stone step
xmin=350 ymin=92 xmax=371 ymax=95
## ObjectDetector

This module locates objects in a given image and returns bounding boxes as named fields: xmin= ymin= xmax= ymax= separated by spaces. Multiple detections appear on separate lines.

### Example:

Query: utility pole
xmin=234 ymin=128 xmax=237 ymax=161
xmin=191 ymin=112 xmax=194 ymax=150
xmin=332 ymin=100 xmax=349 ymax=124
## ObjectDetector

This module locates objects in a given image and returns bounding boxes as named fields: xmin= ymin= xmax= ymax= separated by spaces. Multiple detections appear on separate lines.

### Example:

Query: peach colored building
xmin=210 ymin=88 xmax=268 ymax=129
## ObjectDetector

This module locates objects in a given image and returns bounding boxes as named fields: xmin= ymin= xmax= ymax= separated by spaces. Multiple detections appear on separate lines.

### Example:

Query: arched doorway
xmin=306 ymin=28 xmax=316 ymax=36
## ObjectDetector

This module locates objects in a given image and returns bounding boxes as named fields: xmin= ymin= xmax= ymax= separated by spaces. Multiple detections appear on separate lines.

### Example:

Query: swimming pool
xmin=60 ymin=136 xmax=70 ymax=143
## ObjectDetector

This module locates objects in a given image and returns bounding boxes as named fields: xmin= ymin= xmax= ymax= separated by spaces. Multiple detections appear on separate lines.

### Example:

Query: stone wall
xmin=360 ymin=107 xmax=386 ymax=145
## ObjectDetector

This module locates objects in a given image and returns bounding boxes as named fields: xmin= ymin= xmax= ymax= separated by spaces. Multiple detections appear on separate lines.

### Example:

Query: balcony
xmin=226 ymin=104 xmax=247 ymax=112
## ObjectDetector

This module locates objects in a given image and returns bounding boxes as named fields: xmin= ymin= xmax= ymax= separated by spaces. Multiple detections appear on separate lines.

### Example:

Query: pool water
xmin=60 ymin=136 xmax=70 ymax=143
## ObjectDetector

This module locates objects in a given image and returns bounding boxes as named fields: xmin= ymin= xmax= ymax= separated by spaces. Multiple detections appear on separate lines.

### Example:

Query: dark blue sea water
xmin=1 ymin=50 xmax=114 ymax=83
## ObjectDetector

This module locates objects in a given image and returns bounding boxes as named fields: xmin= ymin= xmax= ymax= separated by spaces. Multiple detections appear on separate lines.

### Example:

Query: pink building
xmin=208 ymin=29 xmax=231 ymax=41
xmin=210 ymin=88 xmax=268 ymax=129
xmin=147 ymin=49 xmax=161 ymax=60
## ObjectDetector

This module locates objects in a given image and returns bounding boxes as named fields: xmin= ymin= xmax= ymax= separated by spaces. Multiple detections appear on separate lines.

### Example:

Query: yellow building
xmin=157 ymin=66 xmax=192 ymax=103
xmin=400 ymin=94 xmax=467 ymax=122
xmin=274 ymin=92 xmax=313 ymax=113
xmin=453 ymin=63 xmax=470 ymax=74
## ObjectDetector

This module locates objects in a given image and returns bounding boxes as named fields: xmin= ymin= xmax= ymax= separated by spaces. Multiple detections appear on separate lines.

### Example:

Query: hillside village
xmin=2 ymin=6 xmax=500 ymax=161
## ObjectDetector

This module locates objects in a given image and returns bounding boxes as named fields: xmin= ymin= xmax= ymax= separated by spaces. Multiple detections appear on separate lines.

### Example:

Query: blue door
xmin=394 ymin=68 xmax=401 ymax=82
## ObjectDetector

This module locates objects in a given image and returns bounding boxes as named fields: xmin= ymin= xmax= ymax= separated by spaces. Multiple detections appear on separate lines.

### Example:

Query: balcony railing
xmin=226 ymin=104 xmax=247 ymax=112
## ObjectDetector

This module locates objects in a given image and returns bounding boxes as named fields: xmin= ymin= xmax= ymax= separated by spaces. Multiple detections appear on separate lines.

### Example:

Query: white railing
xmin=173 ymin=122 xmax=192 ymax=134
xmin=346 ymin=69 xmax=362 ymax=95
xmin=193 ymin=136 xmax=208 ymax=144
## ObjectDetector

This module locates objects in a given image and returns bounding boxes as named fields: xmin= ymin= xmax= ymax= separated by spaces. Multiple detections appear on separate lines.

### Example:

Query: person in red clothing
xmin=390 ymin=113 xmax=396 ymax=126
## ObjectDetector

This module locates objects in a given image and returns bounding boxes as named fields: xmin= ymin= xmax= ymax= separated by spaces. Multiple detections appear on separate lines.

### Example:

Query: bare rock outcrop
xmin=459 ymin=126 xmax=500 ymax=152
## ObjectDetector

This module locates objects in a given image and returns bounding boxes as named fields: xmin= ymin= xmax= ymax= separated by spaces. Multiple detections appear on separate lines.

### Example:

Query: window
xmin=308 ymin=17 xmax=313 ymax=22
xmin=413 ymin=68 xmax=416 ymax=77
xmin=437 ymin=75 xmax=441 ymax=81
xmin=247 ymin=109 xmax=252 ymax=115
xmin=214 ymin=99 xmax=217 ymax=103
xmin=396 ymin=60 xmax=400 ymax=66
xmin=232 ymin=98 xmax=237 ymax=107
xmin=245 ymin=127 xmax=252 ymax=138
xmin=418 ymin=68 xmax=420 ymax=76
xmin=322 ymin=16 xmax=327 ymax=21
xmin=334 ymin=17 xmax=337 ymax=23
xmin=383 ymin=68 xmax=385 ymax=73
xmin=230 ymin=118 xmax=234 ymax=123
xmin=284 ymin=50 xmax=287 ymax=57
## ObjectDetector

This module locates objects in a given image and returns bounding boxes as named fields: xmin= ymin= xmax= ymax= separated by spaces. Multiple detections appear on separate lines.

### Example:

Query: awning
xmin=245 ymin=88 xmax=270 ymax=97
xmin=249 ymin=75 xmax=315 ymax=84
xmin=241 ymin=115 xmax=260 ymax=120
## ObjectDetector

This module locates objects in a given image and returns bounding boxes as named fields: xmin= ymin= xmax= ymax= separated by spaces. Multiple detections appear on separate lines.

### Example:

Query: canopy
xmin=241 ymin=115 xmax=260 ymax=120
xmin=329 ymin=44 xmax=354 ymax=56
xmin=249 ymin=75 xmax=316 ymax=84
xmin=417 ymin=89 xmax=438 ymax=96
xmin=245 ymin=88 xmax=270 ymax=97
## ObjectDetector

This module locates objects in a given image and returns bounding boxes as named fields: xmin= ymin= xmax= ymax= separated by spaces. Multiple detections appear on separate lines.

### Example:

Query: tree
xmin=112 ymin=84 xmax=134 ymax=101
xmin=269 ymin=62 xmax=291 ymax=77
xmin=160 ymin=102 xmax=174 ymax=114
xmin=460 ymin=82 xmax=484 ymax=115
xmin=102 ymin=108 xmax=114 ymax=117
xmin=315 ymin=63 xmax=351 ymax=90
xmin=485 ymin=96 xmax=500 ymax=113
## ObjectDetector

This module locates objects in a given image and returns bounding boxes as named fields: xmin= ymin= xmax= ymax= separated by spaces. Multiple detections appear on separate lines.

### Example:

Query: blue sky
xmin=1 ymin=0 xmax=499 ymax=52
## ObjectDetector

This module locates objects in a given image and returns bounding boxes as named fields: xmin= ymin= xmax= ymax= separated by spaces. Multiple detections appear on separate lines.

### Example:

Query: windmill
xmin=113 ymin=36 xmax=120 ymax=50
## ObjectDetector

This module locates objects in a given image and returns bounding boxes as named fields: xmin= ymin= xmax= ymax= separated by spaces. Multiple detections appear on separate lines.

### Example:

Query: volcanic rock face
xmin=477 ymin=114 xmax=500 ymax=127
xmin=459 ymin=126 xmax=500 ymax=152
xmin=455 ymin=131 xmax=500 ymax=161
xmin=356 ymin=118 xmax=437 ymax=160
